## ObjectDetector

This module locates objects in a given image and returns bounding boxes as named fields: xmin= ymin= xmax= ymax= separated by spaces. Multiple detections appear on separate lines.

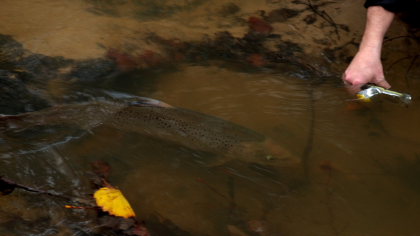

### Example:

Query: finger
xmin=343 ymin=80 xmax=363 ymax=94
xmin=343 ymin=80 xmax=351 ymax=87
xmin=375 ymin=79 xmax=391 ymax=89
xmin=341 ymin=74 xmax=350 ymax=86
xmin=346 ymin=84 xmax=362 ymax=94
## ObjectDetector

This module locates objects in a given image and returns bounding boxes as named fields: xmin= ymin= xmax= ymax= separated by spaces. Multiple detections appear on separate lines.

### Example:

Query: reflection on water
xmin=1 ymin=0 xmax=420 ymax=235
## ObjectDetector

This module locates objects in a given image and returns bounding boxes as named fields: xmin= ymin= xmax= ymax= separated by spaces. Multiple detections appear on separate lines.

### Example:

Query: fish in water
xmin=0 ymin=97 xmax=300 ymax=168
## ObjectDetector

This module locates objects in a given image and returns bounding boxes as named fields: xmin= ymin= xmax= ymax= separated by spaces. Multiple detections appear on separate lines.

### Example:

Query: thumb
xmin=375 ymin=78 xmax=391 ymax=89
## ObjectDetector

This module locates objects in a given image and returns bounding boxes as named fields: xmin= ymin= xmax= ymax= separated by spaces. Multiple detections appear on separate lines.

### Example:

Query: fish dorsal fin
xmin=128 ymin=97 xmax=173 ymax=108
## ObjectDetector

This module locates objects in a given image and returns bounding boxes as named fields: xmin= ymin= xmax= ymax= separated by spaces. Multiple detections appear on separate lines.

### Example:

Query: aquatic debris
xmin=94 ymin=186 xmax=136 ymax=219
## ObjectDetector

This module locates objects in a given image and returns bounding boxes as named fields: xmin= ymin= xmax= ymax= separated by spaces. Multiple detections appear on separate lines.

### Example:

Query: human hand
xmin=342 ymin=49 xmax=390 ymax=94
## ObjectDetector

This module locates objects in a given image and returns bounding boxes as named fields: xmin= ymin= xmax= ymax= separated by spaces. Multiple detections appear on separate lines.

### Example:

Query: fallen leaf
xmin=248 ymin=16 xmax=273 ymax=34
xmin=94 ymin=187 xmax=136 ymax=219
xmin=106 ymin=48 xmax=138 ymax=71
xmin=247 ymin=54 xmax=267 ymax=67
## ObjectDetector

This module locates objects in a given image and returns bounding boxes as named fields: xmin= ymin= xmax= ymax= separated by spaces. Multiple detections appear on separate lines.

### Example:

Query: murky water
xmin=1 ymin=0 xmax=420 ymax=235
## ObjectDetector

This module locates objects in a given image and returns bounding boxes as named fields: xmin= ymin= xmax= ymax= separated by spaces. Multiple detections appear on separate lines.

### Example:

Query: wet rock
xmin=0 ymin=34 xmax=25 ymax=63
xmin=69 ymin=58 xmax=116 ymax=82
xmin=0 ymin=34 xmax=72 ymax=82
xmin=0 ymin=74 xmax=49 ymax=114
xmin=17 ymin=54 xmax=72 ymax=81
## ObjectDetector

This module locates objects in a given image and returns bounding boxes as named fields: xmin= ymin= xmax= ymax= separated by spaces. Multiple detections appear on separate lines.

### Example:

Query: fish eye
xmin=265 ymin=155 xmax=277 ymax=161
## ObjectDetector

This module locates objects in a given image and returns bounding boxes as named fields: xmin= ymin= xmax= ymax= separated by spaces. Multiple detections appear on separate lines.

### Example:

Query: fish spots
xmin=17 ymin=99 xmax=295 ymax=168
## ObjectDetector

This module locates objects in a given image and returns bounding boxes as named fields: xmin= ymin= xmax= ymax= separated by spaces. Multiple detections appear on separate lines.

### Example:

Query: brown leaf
xmin=107 ymin=48 xmax=138 ymax=71
xmin=91 ymin=160 xmax=111 ymax=180
xmin=248 ymin=17 xmax=273 ymax=34
xmin=247 ymin=54 xmax=267 ymax=67
xmin=128 ymin=222 xmax=152 ymax=236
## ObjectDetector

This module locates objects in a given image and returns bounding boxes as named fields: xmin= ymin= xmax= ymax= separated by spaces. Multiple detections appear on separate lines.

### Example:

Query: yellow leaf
xmin=93 ymin=187 xmax=136 ymax=218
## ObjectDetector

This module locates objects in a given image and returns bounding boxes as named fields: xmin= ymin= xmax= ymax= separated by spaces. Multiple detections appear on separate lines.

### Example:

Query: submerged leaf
xmin=91 ymin=160 xmax=112 ymax=180
xmin=94 ymin=187 xmax=136 ymax=219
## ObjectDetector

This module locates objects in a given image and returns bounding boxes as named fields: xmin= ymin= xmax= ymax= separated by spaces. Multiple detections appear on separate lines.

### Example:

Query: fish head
xmin=242 ymin=138 xmax=301 ymax=168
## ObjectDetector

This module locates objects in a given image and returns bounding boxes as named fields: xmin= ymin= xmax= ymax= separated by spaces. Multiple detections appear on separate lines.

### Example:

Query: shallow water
xmin=1 ymin=0 xmax=420 ymax=236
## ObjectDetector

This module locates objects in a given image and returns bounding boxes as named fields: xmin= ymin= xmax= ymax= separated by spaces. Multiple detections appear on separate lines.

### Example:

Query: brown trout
xmin=0 ymin=97 xmax=300 ymax=167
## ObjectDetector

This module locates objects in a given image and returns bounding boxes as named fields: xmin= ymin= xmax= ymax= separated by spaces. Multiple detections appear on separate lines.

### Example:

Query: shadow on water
xmin=0 ymin=0 xmax=420 ymax=235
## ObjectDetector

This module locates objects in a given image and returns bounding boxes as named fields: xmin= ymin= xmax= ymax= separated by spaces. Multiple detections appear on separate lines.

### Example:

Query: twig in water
xmin=0 ymin=176 xmax=90 ymax=205
xmin=294 ymin=0 xmax=341 ymax=39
